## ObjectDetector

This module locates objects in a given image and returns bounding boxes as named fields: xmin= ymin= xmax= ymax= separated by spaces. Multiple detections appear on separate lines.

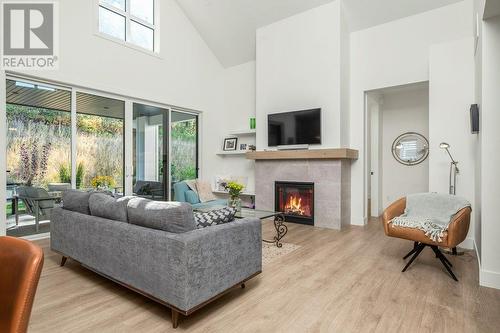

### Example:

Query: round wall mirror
xmin=391 ymin=132 xmax=429 ymax=166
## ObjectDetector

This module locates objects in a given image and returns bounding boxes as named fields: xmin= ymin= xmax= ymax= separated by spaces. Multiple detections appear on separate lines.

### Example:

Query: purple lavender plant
xmin=19 ymin=142 xmax=32 ymax=185
xmin=30 ymin=141 xmax=39 ymax=182
xmin=39 ymin=142 xmax=51 ymax=179
xmin=18 ymin=141 xmax=52 ymax=186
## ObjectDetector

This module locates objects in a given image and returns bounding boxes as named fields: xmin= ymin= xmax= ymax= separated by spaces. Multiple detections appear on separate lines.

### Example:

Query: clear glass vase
xmin=228 ymin=197 xmax=242 ymax=211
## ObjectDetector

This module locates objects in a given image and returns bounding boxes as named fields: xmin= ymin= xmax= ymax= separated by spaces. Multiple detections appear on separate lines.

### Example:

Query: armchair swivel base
xmin=402 ymin=241 xmax=457 ymax=281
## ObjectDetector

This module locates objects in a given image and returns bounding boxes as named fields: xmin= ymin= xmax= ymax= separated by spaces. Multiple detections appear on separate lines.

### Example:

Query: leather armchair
xmin=0 ymin=236 xmax=44 ymax=333
xmin=382 ymin=197 xmax=471 ymax=281
xmin=382 ymin=197 xmax=471 ymax=248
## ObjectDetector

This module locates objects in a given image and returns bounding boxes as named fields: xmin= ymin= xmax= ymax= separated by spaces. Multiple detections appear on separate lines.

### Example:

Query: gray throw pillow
xmin=193 ymin=207 xmax=237 ymax=229
xmin=127 ymin=198 xmax=196 ymax=233
xmin=89 ymin=193 xmax=134 ymax=222
xmin=62 ymin=190 xmax=92 ymax=214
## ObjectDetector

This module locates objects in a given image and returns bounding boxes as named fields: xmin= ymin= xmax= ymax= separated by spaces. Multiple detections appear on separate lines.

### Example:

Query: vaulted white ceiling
xmin=175 ymin=0 xmax=464 ymax=68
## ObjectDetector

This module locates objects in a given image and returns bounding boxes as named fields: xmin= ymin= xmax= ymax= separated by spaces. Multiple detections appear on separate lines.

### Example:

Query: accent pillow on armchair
xmin=184 ymin=179 xmax=198 ymax=193
xmin=196 ymin=180 xmax=217 ymax=202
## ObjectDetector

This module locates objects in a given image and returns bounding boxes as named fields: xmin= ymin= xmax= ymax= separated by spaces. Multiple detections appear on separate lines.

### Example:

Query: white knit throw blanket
xmin=390 ymin=193 xmax=470 ymax=242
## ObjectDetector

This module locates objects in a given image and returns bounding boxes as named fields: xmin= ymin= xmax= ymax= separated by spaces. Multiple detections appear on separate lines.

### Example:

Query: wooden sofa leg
xmin=171 ymin=309 xmax=180 ymax=329
xmin=60 ymin=256 xmax=68 ymax=267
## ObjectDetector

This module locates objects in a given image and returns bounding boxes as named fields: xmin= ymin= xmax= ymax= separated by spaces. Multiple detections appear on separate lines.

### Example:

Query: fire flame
xmin=284 ymin=195 xmax=305 ymax=215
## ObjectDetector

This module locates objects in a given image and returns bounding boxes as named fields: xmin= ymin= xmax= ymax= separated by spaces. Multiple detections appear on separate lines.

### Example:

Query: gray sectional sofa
xmin=50 ymin=190 xmax=262 ymax=328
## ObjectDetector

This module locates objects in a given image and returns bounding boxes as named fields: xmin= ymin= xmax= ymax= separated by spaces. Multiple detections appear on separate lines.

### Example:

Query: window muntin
xmin=101 ymin=0 xmax=125 ymax=11
xmin=98 ymin=0 xmax=156 ymax=52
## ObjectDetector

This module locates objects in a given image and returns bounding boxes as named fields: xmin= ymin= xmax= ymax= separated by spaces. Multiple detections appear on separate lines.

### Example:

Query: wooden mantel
xmin=246 ymin=148 xmax=358 ymax=160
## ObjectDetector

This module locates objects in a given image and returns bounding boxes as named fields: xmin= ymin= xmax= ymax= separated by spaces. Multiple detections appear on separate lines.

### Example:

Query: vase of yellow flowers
xmin=224 ymin=181 xmax=244 ymax=212
xmin=91 ymin=175 xmax=115 ymax=191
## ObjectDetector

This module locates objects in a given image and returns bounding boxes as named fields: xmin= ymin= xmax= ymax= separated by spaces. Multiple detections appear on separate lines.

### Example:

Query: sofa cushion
xmin=185 ymin=190 xmax=201 ymax=204
xmin=89 ymin=193 xmax=133 ymax=222
xmin=62 ymin=190 xmax=92 ymax=214
xmin=127 ymin=198 xmax=196 ymax=233
xmin=193 ymin=207 xmax=236 ymax=229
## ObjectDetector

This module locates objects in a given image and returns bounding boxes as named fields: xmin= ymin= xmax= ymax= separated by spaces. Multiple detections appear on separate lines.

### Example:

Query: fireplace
xmin=275 ymin=181 xmax=314 ymax=225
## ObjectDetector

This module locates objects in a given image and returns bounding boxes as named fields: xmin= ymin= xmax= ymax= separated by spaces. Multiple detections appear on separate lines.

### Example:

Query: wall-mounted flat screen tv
xmin=268 ymin=108 xmax=321 ymax=146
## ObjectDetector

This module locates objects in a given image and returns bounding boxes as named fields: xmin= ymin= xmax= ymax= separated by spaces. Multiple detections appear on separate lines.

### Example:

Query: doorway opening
xmin=366 ymin=82 xmax=430 ymax=218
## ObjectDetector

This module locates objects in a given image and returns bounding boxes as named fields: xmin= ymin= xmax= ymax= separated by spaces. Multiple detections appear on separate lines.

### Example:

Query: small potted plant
xmin=91 ymin=175 xmax=115 ymax=191
xmin=224 ymin=181 xmax=244 ymax=211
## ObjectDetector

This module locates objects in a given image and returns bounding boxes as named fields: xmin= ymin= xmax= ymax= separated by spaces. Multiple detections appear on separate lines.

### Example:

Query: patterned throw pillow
xmin=194 ymin=207 xmax=237 ymax=229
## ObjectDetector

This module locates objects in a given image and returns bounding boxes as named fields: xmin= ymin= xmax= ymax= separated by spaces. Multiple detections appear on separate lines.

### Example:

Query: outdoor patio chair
xmin=133 ymin=180 xmax=165 ymax=199
xmin=47 ymin=183 xmax=71 ymax=192
xmin=16 ymin=186 xmax=58 ymax=232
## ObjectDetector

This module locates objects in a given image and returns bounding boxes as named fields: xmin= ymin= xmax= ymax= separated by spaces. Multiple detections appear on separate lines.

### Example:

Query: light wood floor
xmin=30 ymin=218 xmax=500 ymax=333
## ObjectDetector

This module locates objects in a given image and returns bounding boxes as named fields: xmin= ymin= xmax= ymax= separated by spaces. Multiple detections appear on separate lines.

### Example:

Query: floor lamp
xmin=439 ymin=142 xmax=459 ymax=195
xmin=439 ymin=142 xmax=463 ymax=255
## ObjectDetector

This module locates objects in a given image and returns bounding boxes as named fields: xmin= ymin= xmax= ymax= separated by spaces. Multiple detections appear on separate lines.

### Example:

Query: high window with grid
xmin=98 ymin=0 xmax=156 ymax=52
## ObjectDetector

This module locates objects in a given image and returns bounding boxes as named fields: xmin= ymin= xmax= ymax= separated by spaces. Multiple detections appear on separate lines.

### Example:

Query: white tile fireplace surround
xmin=248 ymin=149 xmax=358 ymax=230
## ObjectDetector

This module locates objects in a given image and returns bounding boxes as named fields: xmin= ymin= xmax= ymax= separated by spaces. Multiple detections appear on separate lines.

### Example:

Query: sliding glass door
xmin=170 ymin=110 xmax=198 ymax=199
xmin=131 ymin=106 xmax=199 ymax=200
xmin=3 ymin=79 xmax=126 ymax=237
xmin=76 ymin=92 xmax=125 ymax=193
xmin=132 ymin=103 xmax=169 ymax=200
xmin=5 ymin=79 xmax=72 ymax=237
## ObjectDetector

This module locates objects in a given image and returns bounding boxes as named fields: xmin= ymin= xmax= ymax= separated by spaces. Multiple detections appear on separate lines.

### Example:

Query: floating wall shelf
xmin=216 ymin=151 xmax=247 ymax=156
xmin=227 ymin=129 xmax=256 ymax=136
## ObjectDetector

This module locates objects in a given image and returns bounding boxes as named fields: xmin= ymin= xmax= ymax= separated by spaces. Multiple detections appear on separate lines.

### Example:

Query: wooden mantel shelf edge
xmin=245 ymin=148 xmax=358 ymax=160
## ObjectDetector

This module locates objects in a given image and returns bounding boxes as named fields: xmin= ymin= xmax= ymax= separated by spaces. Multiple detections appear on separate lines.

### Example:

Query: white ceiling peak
xmin=175 ymin=0 xmax=464 ymax=68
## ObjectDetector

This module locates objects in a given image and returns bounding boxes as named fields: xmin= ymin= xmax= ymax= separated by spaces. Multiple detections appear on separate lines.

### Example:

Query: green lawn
xmin=6 ymin=201 xmax=26 ymax=217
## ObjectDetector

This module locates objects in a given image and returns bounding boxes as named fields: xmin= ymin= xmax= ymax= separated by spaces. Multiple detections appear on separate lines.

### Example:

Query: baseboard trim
xmin=480 ymin=269 xmax=500 ymax=289
xmin=474 ymin=238 xmax=481 ymax=270
xmin=474 ymin=238 xmax=500 ymax=290
xmin=351 ymin=216 xmax=367 ymax=226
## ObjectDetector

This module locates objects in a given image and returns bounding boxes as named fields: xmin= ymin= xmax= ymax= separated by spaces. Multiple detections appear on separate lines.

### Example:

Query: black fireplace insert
xmin=275 ymin=181 xmax=314 ymax=225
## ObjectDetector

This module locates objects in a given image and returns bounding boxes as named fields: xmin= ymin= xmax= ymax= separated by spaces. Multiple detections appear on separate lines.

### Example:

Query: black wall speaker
xmin=470 ymin=104 xmax=479 ymax=134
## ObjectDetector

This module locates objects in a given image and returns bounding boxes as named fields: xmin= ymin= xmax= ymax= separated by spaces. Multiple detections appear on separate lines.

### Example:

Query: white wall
xmin=368 ymin=94 xmax=382 ymax=217
xmin=473 ymin=0 xmax=485 ymax=265
xmin=15 ymin=0 xmax=223 ymax=111
xmin=218 ymin=61 xmax=256 ymax=192
xmin=381 ymin=86 xmax=430 ymax=209
xmin=428 ymin=38 xmax=476 ymax=249
xmin=350 ymin=1 xmax=474 ymax=225
xmin=480 ymin=14 xmax=500 ymax=288
xmin=339 ymin=1 xmax=351 ymax=147
xmin=256 ymin=1 xmax=344 ymax=150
